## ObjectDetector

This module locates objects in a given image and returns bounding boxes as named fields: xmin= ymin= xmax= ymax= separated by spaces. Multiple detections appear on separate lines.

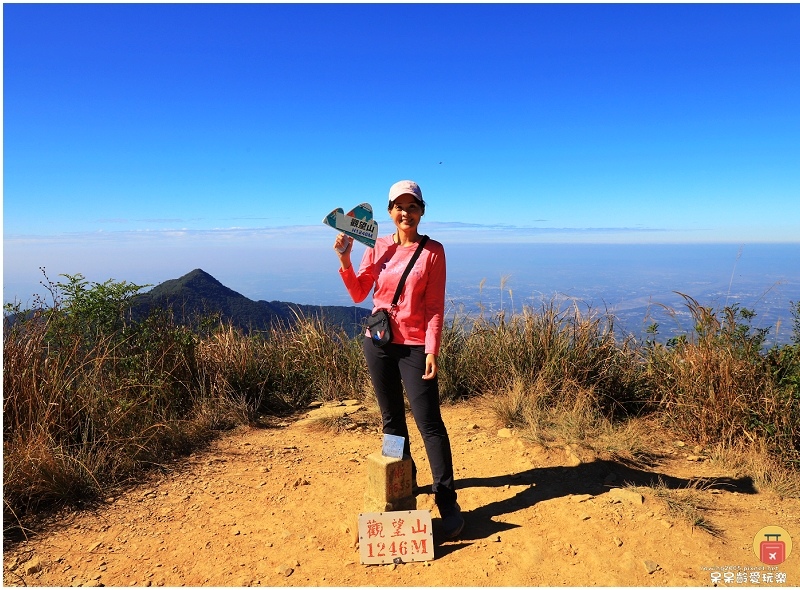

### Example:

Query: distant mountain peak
xmin=180 ymin=268 xmax=230 ymax=290
xmin=183 ymin=268 xmax=215 ymax=281
xmin=148 ymin=268 xmax=245 ymax=300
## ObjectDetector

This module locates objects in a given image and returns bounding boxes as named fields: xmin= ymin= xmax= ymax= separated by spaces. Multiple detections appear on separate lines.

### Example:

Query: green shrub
xmin=644 ymin=293 xmax=800 ymax=460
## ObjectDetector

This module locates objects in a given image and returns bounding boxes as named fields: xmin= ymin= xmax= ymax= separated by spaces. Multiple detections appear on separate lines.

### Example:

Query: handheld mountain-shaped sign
xmin=323 ymin=203 xmax=378 ymax=248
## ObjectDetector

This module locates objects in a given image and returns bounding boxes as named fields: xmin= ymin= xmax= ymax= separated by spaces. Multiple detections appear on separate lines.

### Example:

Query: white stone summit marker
xmin=358 ymin=435 xmax=433 ymax=564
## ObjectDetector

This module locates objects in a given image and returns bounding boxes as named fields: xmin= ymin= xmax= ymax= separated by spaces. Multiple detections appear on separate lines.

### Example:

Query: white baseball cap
xmin=388 ymin=180 xmax=423 ymax=205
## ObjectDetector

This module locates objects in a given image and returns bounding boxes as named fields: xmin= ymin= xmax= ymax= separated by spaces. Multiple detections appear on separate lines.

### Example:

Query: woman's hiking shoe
xmin=439 ymin=502 xmax=464 ymax=539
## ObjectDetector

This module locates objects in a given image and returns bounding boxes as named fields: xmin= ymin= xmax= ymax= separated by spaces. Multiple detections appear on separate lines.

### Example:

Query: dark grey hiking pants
xmin=362 ymin=338 xmax=457 ymax=508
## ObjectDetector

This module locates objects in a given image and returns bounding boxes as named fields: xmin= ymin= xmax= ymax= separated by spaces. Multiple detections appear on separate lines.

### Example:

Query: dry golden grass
xmin=4 ymin=288 xmax=798 ymax=542
xmin=590 ymin=417 xmax=663 ymax=466
xmin=709 ymin=441 xmax=800 ymax=499
xmin=628 ymin=478 xmax=724 ymax=537
xmin=645 ymin=294 xmax=799 ymax=458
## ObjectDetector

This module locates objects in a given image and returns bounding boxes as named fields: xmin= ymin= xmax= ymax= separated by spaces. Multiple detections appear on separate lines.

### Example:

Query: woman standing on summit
xmin=333 ymin=180 xmax=464 ymax=540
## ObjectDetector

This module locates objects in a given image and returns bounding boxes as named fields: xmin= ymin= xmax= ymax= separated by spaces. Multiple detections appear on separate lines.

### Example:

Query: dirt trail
xmin=4 ymin=400 xmax=799 ymax=587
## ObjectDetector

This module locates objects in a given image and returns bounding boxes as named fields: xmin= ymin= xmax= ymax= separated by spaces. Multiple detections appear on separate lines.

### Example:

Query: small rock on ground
xmin=644 ymin=559 xmax=659 ymax=574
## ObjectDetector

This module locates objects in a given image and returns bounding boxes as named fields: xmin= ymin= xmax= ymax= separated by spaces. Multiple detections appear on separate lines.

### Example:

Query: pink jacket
xmin=339 ymin=235 xmax=446 ymax=356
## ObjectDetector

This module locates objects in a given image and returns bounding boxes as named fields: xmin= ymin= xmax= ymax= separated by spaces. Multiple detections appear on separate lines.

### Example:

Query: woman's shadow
xmin=432 ymin=458 xmax=755 ymax=555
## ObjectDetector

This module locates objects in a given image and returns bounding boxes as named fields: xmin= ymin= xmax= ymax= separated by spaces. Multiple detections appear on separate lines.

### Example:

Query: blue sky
xmin=3 ymin=3 xmax=800 ymax=304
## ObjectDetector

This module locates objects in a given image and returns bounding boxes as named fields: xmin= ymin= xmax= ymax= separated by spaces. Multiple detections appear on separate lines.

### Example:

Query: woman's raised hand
xmin=334 ymin=233 xmax=354 ymax=269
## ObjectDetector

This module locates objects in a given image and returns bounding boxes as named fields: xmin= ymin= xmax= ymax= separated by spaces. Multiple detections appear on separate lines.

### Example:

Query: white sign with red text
xmin=358 ymin=510 xmax=434 ymax=564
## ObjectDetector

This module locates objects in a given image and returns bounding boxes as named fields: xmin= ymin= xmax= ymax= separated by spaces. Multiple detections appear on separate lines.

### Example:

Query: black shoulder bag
xmin=367 ymin=235 xmax=429 ymax=347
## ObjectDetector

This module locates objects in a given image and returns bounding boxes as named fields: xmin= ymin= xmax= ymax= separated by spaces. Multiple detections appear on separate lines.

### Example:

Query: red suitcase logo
xmin=753 ymin=526 xmax=792 ymax=566
xmin=760 ymin=533 xmax=786 ymax=565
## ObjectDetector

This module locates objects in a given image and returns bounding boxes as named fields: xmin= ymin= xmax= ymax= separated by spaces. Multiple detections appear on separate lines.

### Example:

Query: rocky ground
xmin=4 ymin=399 xmax=799 ymax=587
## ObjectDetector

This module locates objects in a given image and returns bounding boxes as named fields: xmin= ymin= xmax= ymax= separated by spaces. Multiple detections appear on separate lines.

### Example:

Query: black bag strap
xmin=391 ymin=235 xmax=429 ymax=307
